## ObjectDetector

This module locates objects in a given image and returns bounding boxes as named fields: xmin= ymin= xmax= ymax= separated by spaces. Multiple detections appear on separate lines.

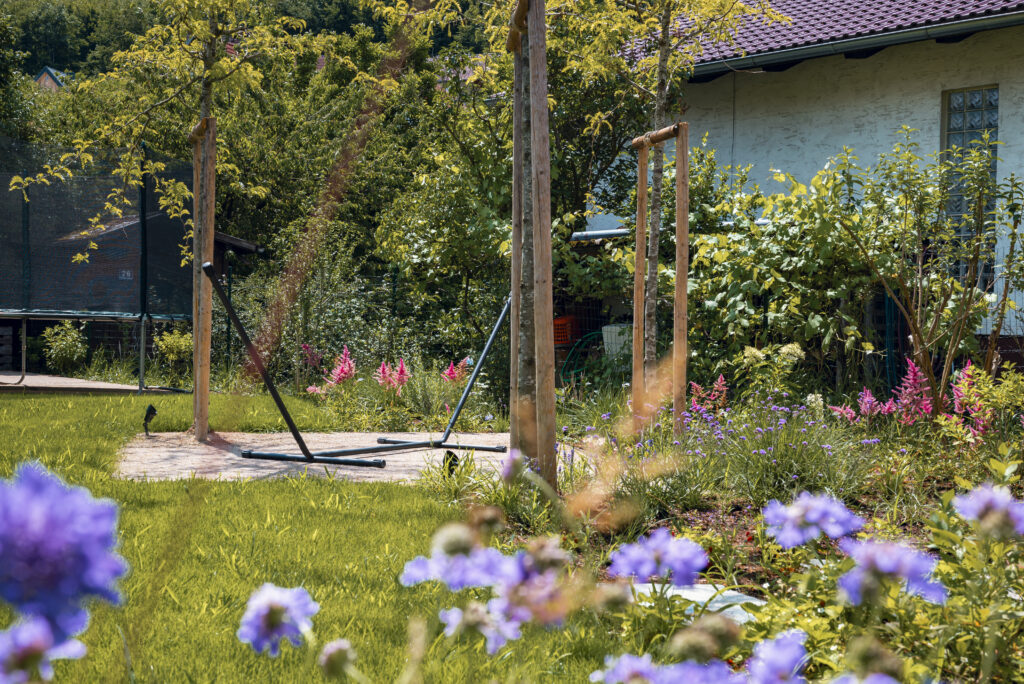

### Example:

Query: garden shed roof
xmin=684 ymin=0 xmax=1024 ymax=79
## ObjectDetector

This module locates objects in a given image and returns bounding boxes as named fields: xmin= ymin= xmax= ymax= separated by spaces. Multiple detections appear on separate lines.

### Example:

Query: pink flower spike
xmin=829 ymin=405 xmax=858 ymax=423
xmin=442 ymin=361 xmax=459 ymax=383
xmin=374 ymin=361 xmax=394 ymax=388
xmin=857 ymin=387 xmax=880 ymax=416
xmin=394 ymin=358 xmax=411 ymax=389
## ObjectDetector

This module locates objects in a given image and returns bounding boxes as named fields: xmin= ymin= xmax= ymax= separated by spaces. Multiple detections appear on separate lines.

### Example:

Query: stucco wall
xmin=677 ymin=25 xmax=1024 ymax=336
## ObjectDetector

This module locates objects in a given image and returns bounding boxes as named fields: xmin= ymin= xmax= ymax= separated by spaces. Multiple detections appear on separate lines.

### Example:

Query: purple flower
xmin=602 ymin=413 xmax=612 ymax=420
xmin=501 ymin=449 xmax=524 ymax=483
xmin=400 ymin=547 xmax=522 ymax=591
xmin=762 ymin=492 xmax=864 ymax=549
xmin=589 ymin=653 xmax=660 ymax=683
xmin=832 ymin=675 xmax=900 ymax=684
xmin=838 ymin=540 xmax=946 ymax=605
xmin=439 ymin=599 xmax=523 ymax=655
xmin=237 ymin=583 xmax=319 ymax=656
xmin=0 ymin=617 xmax=85 ymax=683
xmin=591 ymin=655 xmax=742 ymax=684
xmin=953 ymin=484 xmax=1024 ymax=537
xmin=608 ymin=528 xmax=707 ymax=587
xmin=746 ymin=630 xmax=808 ymax=683
xmin=0 ymin=462 xmax=128 ymax=639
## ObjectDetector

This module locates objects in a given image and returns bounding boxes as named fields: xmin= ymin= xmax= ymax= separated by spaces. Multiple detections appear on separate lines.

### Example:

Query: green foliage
xmin=153 ymin=327 xmax=192 ymax=381
xmin=40 ymin=320 xmax=88 ymax=374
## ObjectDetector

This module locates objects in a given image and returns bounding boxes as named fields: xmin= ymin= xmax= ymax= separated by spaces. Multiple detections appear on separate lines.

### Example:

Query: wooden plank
xmin=631 ymin=122 xmax=680 ymax=150
xmin=192 ymin=117 xmax=216 ymax=441
xmin=632 ymin=144 xmax=648 ymax=429
xmin=673 ymin=123 xmax=689 ymax=433
xmin=509 ymin=43 xmax=524 ymax=454
xmin=527 ymin=0 xmax=557 ymax=489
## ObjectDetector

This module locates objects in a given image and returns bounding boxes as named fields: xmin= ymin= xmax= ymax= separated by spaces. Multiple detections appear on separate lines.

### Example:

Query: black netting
xmin=0 ymin=136 xmax=192 ymax=319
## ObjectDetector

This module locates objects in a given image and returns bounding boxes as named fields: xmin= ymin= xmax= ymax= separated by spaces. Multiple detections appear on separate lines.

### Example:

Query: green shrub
xmin=40 ymin=320 xmax=87 ymax=374
xmin=154 ymin=328 xmax=192 ymax=380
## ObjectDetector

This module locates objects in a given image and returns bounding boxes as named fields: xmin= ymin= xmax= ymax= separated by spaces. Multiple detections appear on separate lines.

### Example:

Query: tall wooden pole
xmin=509 ymin=36 xmax=525 ymax=454
xmin=632 ymin=143 xmax=648 ymax=428
xmin=673 ymin=123 xmax=689 ymax=433
xmin=190 ymin=117 xmax=216 ymax=441
xmin=527 ymin=0 xmax=556 ymax=488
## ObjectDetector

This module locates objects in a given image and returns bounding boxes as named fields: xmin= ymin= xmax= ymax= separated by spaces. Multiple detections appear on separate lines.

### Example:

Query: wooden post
xmin=673 ymin=123 xmax=689 ymax=433
xmin=527 ymin=0 xmax=557 ymax=489
xmin=509 ymin=38 xmax=525 ymax=454
xmin=190 ymin=117 xmax=216 ymax=441
xmin=632 ymin=143 xmax=648 ymax=427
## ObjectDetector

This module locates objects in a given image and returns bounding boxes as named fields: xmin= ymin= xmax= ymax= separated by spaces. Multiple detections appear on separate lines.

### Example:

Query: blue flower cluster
xmin=0 ymin=463 xmax=127 ymax=682
xmin=838 ymin=539 xmax=946 ymax=605
xmin=607 ymin=528 xmax=707 ymax=587
xmin=954 ymin=483 xmax=1024 ymax=536
xmin=591 ymin=630 xmax=808 ymax=684
xmin=236 ymin=583 xmax=320 ymax=657
xmin=762 ymin=492 xmax=864 ymax=549
xmin=0 ymin=463 xmax=128 ymax=640
xmin=401 ymin=528 xmax=574 ymax=654
xmin=0 ymin=616 xmax=86 ymax=683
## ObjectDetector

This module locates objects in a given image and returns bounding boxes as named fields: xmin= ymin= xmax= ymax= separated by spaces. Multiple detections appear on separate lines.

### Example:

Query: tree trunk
xmin=643 ymin=6 xmax=672 ymax=389
xmin=516 ymin=30 xmax=537 ymax=463
xmin=191 ymin=37 xmax=217 ymax=440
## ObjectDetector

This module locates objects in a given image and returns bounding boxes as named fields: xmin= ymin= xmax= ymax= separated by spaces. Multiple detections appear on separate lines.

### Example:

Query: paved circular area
xmin=116 ymin=431 xmax=509 ymax=482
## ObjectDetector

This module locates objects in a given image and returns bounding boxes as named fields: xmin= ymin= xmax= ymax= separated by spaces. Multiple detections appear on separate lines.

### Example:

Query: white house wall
xmin=678 ymin=25 xmax=1024 ymax=336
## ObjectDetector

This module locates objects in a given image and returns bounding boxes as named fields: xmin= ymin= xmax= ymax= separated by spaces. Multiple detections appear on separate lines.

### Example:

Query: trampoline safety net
xmin=0 ymin=136 xmax=193 ymax=320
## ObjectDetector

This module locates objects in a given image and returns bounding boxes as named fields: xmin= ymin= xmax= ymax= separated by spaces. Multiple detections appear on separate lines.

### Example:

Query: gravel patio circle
xmin=117 ymin=431 xmax=508 ymax=482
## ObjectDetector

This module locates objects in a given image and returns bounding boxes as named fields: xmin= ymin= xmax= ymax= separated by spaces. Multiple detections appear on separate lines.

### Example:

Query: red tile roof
xmin=682 ymin=0 xmax=1024 ymax=72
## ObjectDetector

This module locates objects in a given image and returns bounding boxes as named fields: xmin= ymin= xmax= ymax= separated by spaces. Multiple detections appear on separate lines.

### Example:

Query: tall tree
xmin=535 ymin=0 xmax=781 ymax=384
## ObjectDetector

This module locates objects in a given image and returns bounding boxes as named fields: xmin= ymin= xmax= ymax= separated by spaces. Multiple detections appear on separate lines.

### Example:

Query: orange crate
xmin=553 ymin=315 xmax=579 ymax=346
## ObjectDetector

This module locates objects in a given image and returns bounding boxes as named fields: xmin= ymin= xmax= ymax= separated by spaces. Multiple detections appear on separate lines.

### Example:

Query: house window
xmin=943 ymin=86 xmax=998 ymax=287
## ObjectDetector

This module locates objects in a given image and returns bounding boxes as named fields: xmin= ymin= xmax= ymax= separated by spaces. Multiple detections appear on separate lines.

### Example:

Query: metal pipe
xmin=375 ymin=437 xmax=509 ymax=453
xmin=241 ymin=451 xmax=386 ymax=468
xmin=202 ymin=261 xmax=314 ymax=460
xmin=139 ymin=152 xmax=148 ymax=394
xmin=569 ymin=229 xmax=630 ymax=241
xmin=442 ymin=297 xmax=510 ymax=442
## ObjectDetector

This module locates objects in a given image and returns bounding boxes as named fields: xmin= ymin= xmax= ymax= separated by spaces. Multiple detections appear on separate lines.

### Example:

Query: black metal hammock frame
xmin=203 ymin=262 xmax=508 ymax=469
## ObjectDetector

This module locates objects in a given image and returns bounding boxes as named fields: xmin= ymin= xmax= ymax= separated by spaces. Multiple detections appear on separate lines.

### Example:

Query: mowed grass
xmin=0 ymin=394 xmax=613 ymax=682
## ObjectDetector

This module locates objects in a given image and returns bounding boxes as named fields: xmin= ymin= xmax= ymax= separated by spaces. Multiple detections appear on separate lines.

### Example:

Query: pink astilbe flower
xmin=442 ymin=359 xmax=468 ymax=383
xmin=375 ymin=359 xmax=411 ymax=395
xmin=325 ymin=346 xmax=356 ymax=385
xmin=879 ymin=399 xmax=897 ymax=415
xmin=689 ymin=375 xmax=728 ymax=412
xmin=306 ymin=385 xmax=325 ymax=396
xmin=374 ymin=361 xmax=396 ymax=389
xmin=829 ymin=405 xmax=858 ymax=423
xmin=857 ymin=388 xmax=881 ymax=417
xmin=949 ymin=361 xmax=992 ymax=440
xmin=893 ymin=360 xmax=933 ymax=425
xmin=300 ymin=343 xmax=322 ymax=368
xmin=394 ymin=358 xmax=411 ymax=393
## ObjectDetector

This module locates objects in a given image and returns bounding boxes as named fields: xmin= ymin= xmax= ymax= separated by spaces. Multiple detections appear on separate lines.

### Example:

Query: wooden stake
xmin=632 ymin=144 xmax=648 ymax=429
xmin=527 ymin=0 xmax=556 ymax=489
xmin=673 ymin=123 xmax=689 ymax=433
xmin=190 ymin=117 xmax=216 ymax=441
xmin=509 ymin=43 xmax=525 ymax=454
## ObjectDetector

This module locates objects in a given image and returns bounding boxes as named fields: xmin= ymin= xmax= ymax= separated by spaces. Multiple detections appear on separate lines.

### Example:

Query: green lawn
xmin=0 ymin=394 xmax=612 ymax=682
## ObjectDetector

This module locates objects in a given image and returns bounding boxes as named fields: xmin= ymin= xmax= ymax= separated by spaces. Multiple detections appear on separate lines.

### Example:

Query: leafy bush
xmin=153 ymin=328 xmax=192 ymax=381
xmin=40 ymin=320 xmax=87 ymax=374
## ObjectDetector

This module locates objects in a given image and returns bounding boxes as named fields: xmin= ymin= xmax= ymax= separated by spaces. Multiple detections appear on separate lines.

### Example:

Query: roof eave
xmin=690 ymin=9 xmax=1024 ymax=80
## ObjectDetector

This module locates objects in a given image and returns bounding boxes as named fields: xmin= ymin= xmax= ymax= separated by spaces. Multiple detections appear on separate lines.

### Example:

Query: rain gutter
xmin=691 ymin=10 xmax=1024 ymax=79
